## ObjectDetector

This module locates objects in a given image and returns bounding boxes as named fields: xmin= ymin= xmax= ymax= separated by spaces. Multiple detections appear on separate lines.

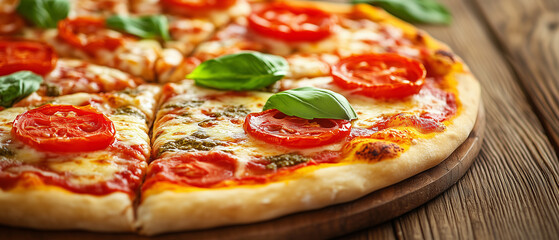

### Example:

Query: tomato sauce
xmin=0 ymin=159 xmax=145 ymax=197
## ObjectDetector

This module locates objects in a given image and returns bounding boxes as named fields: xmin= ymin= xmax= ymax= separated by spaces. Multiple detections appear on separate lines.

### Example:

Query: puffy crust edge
xmin=0 ymin=187 xmax=135 ymax=232
xmin=137 ymin=70 xmax=480 ymax=235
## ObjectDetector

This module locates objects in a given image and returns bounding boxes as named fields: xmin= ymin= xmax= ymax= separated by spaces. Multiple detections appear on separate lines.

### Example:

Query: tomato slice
xmin=160 ymin=0 xmax=236 ymax=14
xmin=12 ymin=105 xmax=116 ymax=152
xmin=0 ymin=39 xmax=58 ymax=76
xmin=331 ymin=54 xmax=427 ymax=99
xmin=248 ymin=3 xmax=335 ymax=42
xmin=0 ymin=13 xmax=24 ymax=35
xmin=244 ymin=109 xmax=351 ymax=148
xmin=145 ymin=152 xmax=237 ymax=188
xmin=57 ymin=17 xmax=123 ymax=55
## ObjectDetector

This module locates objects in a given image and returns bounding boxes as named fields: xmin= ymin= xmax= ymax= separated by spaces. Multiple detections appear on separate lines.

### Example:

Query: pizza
xmin=0 ymin=0 xmax=481 ymax=236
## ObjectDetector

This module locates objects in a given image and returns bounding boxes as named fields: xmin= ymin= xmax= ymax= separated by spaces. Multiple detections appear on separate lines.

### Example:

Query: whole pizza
xmin=0 ymin=0 xmax=480 ymax=235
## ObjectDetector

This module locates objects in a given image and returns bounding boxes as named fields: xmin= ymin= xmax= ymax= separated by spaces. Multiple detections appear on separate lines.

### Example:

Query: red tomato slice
xmin=0 ymin=39 xmax=58 ymax=76
xmin=57 ymin=17 xmax=123 ymax=55
xmin=160 ymin=0 xmax=236 ymax=14
xmin=0 ymin=13 xmax=24 ymax=35
xmin=248 ymin=3 xmax=335 ymax=42
xmin=12 ymin=105 xmax=116 ymax=152
xmin=243 ymin=109 xmax=351 ymax=148
xmin=146 ymin=152 xmax=237 ymax=188
xmin=331 ymin=54 xmax=427 ymax=99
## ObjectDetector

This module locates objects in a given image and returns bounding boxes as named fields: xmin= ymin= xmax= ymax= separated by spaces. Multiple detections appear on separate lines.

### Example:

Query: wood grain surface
xmin=341 ymin=0 xmax=559 ymax=239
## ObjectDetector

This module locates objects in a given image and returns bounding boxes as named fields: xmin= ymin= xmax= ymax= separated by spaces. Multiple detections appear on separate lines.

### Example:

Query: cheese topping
xmin=0 ymin=87 xmax=159 ymax=194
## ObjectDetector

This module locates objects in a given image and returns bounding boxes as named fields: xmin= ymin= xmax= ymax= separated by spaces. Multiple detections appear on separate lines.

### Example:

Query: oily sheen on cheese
xmin=0 ymin=89 xmax=156 ymax=187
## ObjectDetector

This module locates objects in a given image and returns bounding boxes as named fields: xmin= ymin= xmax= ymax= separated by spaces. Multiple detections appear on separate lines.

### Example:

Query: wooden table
xmin=337 ymin=0 xmax=559 ymax=238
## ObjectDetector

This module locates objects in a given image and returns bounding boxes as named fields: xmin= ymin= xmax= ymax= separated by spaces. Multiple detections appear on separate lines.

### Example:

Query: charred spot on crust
xmin=415 ymin=32 xmax=426 ymax=44
xmin=423 ymin=49 xmax=458 ymax=77
xmin=355 ymin=141 xmax=403 ymax=162
xmin=435 ymin=50 xmax=456 ymax=62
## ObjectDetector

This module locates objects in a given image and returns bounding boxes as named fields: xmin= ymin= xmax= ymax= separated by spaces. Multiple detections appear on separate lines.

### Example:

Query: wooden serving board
xmin=0 ymin=107 xmax=485 ymax=240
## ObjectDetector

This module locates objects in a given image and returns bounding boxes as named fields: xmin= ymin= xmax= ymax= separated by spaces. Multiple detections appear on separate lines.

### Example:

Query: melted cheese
xmin=283 ymin=76 xmax=450 ymax=129
xmin=194 ymin=16 xmax=420 ymax=80
xmin=69 ymin=0 xmax=128 ymax=18
xmin=152 ymin=82 xmax=348 ymax=173
xmin=166 ymin=18 xmax=215 ymax=55
xmin=109 ymin=40 xmax=161 ymax=81
xmin=152 ymin=73 xmax=455 ymax=176
xmin=0 ymin=0 xmax=18 ymax=13
xmin=44 ymin=59 xmax=139 ymax=95
xmin=208 ymin=0 xmax=251 ymax=27
xmin=0 ymin=87 xmax=158 ymax=190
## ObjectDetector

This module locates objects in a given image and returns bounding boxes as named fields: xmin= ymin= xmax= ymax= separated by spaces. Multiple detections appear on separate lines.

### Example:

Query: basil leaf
xmin=106 ymin=15 xmax=171 ymax=41
xmin=353 ymin=0 xmax=451 ymax=24
xmin=0 ymin=71 xmax=43 ymax=108
xmin=263 ymin=87 xmax=358 ymax=121
xmin=16 ymin=0 xmax=70 ymax=28
xmin=188 ymin=51 xmax=289 ymax=91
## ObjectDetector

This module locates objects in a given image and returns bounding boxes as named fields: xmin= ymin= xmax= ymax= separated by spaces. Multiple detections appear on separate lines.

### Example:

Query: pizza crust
xmin=0 ymin=187 xmax=135 ymax=232
xmin=136 ymin=72 xmax=480 ymax=235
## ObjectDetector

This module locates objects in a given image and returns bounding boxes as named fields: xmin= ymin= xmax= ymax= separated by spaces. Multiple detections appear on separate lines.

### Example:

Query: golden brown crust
xmin=0 ymin=187 xmax=135 ymax=232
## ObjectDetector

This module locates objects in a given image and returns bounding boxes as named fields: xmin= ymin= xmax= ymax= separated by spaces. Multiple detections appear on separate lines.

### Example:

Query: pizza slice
xmin=0 ymin=84 xmax=160 ymax=232
xmin=161 ymin=1 xmax=450 ymax=82
xmin=6 ymin=0 xmax=215 ymax=82
xmin=136 ymin=42 xmax=479 ymax=235
xmin=1 ymin=39 xmax=145 ymax=108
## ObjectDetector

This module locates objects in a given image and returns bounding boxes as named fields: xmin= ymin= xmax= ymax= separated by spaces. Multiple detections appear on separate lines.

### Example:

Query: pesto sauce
xmin=0 ymin=146 xmax=14 ymax=157
xmin=113 ymin=106 xmax=146 ymax=120
xmin=265 ymin=153 xmax=310 ymax=170
xmin=163 ymin=100 xmax=205 ymax=109
xmin=213 ymin=105 xmax=251 ymax=118
xmin=119 ymin=88 xmax=142 ymax=97
xmin=44 ymin=83 xmax=62 ymax=97
xmin=158 ymin=130 xmax=222 ymax=156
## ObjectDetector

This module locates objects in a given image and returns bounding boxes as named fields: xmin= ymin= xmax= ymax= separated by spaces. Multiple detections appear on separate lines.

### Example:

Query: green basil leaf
xmin=106 ymin=15 xmax=171 ymax=41
xmin=263 ymin=87 xmax=358 ymax=121
xmin=188 ymin=51 xmax=289 ymax=91
xmin=0 ymin=71 xmax=43 ymax=108
xmin=352 ymin=0 xmax=451 ymax=25
xmin=16 ymin=0 xmax=70 ymax=28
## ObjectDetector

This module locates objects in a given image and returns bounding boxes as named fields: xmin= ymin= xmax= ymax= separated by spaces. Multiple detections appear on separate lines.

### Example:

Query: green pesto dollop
xmin=113 ymin=106 xmax=146 ymax=121
xmin=0 ymin=146 xmax=15 ymax=158
xmin=44 ymin=83 xmax=62 ymax=97
xmin=210 ymin=105 xmax=251 ymax=118
xmin=158 ymin=130 xmax=222 ymax=156
xmin=163 ymin=99 xmax=205 ymax=109
xmin=265 ymin=153 xmax=310 ymax=170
